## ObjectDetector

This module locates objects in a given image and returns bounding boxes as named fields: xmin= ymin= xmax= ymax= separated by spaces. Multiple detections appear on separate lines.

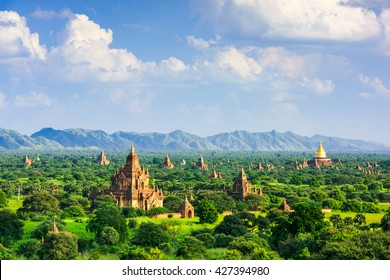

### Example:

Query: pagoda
xmin=97 ymin=150 xmax=110 ymax=165
xmin=178 ymin=196 xmax=194 ymax=218
xmin=92 ymin=145 xmax=163 ymax=210
xmin=195 ymin=155 xmax=208 ymax=170
xmin=23 ymin=155 xmax=32 ymax=166
xmin=161 ymin=154 xmax=174 ymax=169
xmin=309 ymin=141 xmax=332 ymax=167
xmin=229 ymin=167 xmax=254 ymax=200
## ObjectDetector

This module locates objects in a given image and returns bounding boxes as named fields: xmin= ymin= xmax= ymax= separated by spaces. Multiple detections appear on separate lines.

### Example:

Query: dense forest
xmin=0 ymin=150 xmax=389 ymax=260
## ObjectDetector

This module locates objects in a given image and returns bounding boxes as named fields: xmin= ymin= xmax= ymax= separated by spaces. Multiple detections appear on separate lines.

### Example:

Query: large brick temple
xmin=92 ymin=145 xmax=163 ymax=210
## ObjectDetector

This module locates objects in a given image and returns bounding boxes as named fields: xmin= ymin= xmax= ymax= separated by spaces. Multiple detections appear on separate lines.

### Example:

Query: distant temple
xmin=92 ymin=145 xmax=163 ymax=210
xmin=309 ymin=141 xmax=332 ymax=167
xmin=23 ymin=155 xmax=32 ymax=166
xmin=161 ymin=154 xmax=174 ymax=169
xmin=278 ymin=198 xmax=292 ymax=212
xmin=195 ymin=155 xmax=208 ymax=170
xmin=255 ymin=162 xmax=264 ymax=171
xmin=178 ymin=196 xmax=194 ymax=218
xmin=229 ymin=167 xmax=256 ymax=200
xmin=97 ymin=150 xmax=110 ymax=165
xmin=209 ymin=169 xmax=222 ymax=179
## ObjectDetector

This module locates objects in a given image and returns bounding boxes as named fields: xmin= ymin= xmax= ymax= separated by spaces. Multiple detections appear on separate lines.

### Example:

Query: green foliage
xmin=319 ymin=231 xmax=390 ymax=260
xmin=132 ymin=222 xmax=169 ymax=248
xmin=17 ymin=192 xmax=61 ymax=218
xmin=87 ymin=205 xmax=128 ymax=242
xmin=177 ymin=236 xmax=206 ymax=259
xmin=0 ymin=189 xmax=8 ymax=208
xmin=245 ymin=194 xmax=266 ymax=211
xmin=15 ymin=239 xmax=40 ymax=259
xmin=61 ymin=206 xmax=86 ymax=218
xmin=214 ymin=233 xmax=234 ymax=248
xmin=289 ymin=174 xmax=302 ymax=185
xmin=214 ymin=214 xmax=248 ymax=237
xmin=93 ymin=195 xmax=117 ymax=209
xmin=196 ymin=199 xmax=218 ymax=224
xmin=353 ymin=213 xmax=366 ymax=226
xmin=0 ymin=243 xmax=16 ymax=260
xmin=31 ymin=218 xmax=66 ymax=239
xmin=329 ymin=214 xmax=343 ymax=229
xmin=341 ymin=199 xmax=362 ymax=212
xmin=278 ymin=233 xmax=317 ymax=259
xmin=122 ymin=206 xmax=145 ymax=218
xmin=196 ymin=191 xmax=235 ymax=213
xmin=39 ymin=231 xmax=78 ymax=260
xmin=120 ymin=246 xmax=151 ymax=260
xmin=99 ymin=226 xmax=120 ymax=245
xmin=222 ymin=249 xmax=242 ymax=260
xmin=288 ymin=202 xmax=325 ymax=236
xmin=0 ymin=209 xmax=24 ymax=245
xmin=128 ymin=219 xmax=137 ymax=228
xmin=380 ymin=209 xmax=390 ymax=232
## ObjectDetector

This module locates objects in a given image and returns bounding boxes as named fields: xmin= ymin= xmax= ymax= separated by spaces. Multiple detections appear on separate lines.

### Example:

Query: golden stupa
xmin=315 ymin=141 xmax=327 ymax=158
xmin=309 ymin=141 xmax=332 ymax=167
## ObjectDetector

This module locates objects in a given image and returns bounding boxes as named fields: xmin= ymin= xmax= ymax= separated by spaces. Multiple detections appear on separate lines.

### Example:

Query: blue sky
xmin=0 ymin=0 xmax=390 ymax=145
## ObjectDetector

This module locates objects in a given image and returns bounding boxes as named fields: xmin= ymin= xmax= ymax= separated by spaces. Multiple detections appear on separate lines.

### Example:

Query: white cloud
xmin=379 ymin=9 xmax=390 ymax=55
xmin=0 ymin=11 xmax=46 ymax=60
xmin=14 ymin=91 xmax=53 ymax=108
xmin=359 ymin=92 xmax=374 ymax=99
xmin=0 ymin=92 xmax=6 ymax=109
xmin=187 ymin=35 xmax=219 ymax=50
xmin=300 ymin=77 xmax=335 ymax=95
xmin=359 ymin=73 xmax=390 ymax=99
xmin=191 ymin=0 xmax=383 ymax=42
xmin=160 ymin=57 xmax=187 ymax=72
xmin=31 ymin=7 xmax=57 ymax=19
xmin=272 ymin=92 xmax=289 ymax=102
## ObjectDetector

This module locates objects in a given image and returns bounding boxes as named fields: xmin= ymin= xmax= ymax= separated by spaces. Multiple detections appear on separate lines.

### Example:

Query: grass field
xmin=324 ymin=211 xmax=385 ymax=224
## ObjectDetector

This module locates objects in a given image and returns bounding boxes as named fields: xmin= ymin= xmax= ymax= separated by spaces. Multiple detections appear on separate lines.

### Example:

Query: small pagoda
xmin=97 ymin=150 xmax=110 ymax=165
xmin=161 ymin=154 xmax=174 ymax=169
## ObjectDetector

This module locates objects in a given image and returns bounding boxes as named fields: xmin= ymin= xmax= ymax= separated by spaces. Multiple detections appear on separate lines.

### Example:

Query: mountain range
xmin=0 ymin=127 xmax=389 ymax=152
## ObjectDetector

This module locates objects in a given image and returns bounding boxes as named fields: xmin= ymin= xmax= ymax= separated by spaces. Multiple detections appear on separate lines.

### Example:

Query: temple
xmin=195 ymin=155 xmax=208 ymax=170
xmin=23 ymin=155 xmax=32 ymax=166
xmin=178 ymin=196 xmax=194 ymax=218
xmin=97 ymin=150 xmax=110 ymax=165
xmin=93 ymin=145 xmax=163 ymax=210
xmin=309 ymin=141 xmax=332 ymax=167
xmin=278 ymin=199 xmax=292 ymax=212
xmin=209 ymin=169 xmax=222 ymax=179
xmin=229 ymin=167 xmax=255 ymax=200
xmin=161 ymin=154 xmax=174 ymax=169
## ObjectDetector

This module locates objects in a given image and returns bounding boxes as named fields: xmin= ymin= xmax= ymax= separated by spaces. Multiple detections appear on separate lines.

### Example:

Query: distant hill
xmin=0 ymin=127 xmax=389 ymax=152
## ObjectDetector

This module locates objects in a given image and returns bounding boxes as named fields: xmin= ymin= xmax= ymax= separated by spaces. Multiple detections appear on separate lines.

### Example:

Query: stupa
xmin=309 ymin=141 xmax=332 ymax=167
xmin=97 ymin=150 xmax=110 ymax=165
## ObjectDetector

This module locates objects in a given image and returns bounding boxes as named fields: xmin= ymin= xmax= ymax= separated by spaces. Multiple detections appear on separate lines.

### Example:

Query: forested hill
xmin=0 ymin=127 xmax=389 ymax=152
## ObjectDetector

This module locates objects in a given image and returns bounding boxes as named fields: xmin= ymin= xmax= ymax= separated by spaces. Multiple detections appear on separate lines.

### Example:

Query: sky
xmin=0 ymin=0 xmax=390 ymax=145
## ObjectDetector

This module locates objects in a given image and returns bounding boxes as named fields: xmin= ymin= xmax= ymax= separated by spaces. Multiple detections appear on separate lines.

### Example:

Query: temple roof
xmin=315 ymin=141 xmax=327 ymax=158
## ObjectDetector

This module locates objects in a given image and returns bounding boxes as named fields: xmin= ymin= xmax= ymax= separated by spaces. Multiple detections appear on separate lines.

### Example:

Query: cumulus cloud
xmin=160 ymin=57 xmax=187 ymax=72
xmin=0 ymin=11 xmax=46 ymax=60
xmin=379 ymin=9 xmax=390 ymax=55
xmin=191 ymin=0 xmax=383 ymax=42
xmin=31 ymin=7 xmax=72 ymax=19
xmin=359 ymin=73 xmax=390 ymax=99
xmin=359 ymin=92 xmax=374 ymax=99
xmin=187 ymin=35 xmax=219 ymax=50
xmin=14 ymin=91 xmax=53 ymax=108
xmin=300 ymin=77 xmax=335 ymax=95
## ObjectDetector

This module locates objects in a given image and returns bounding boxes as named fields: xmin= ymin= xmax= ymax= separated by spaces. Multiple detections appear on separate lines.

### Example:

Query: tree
xmin=245 ymin=194 xmax=265 ymax=211
xmin=353 ymin=213 xmax=366 ymax=226
xmin=87 ymin=205 xmax=128 ymax=242
xmin=329 ymin=214 xmax=343 ymax=229
xmin=177 ymin=236 xmax=206 ymax=259
xmin=17 ymin=192 xmax=61 ymax=217
xmin=15 ymin=239 xmax=40 ymax=259
xmin=31 ymin=218 xmax=66 ymax=239
xmin=380 ymin=209 xmax=390 ymax=232
xmin=39 ymin=231 xmax=78 ymax=260
xmin=0 ymin=189 xmax=8 ymax=208
xmin=93 ymin=195 xmax=117 ymax=209
xmin=0 ymin=209 xmax=24 ymax=245
xmin=319 ymin=231 xmax=390 ymax=260
xmin=290 ymin=174 xmax=302 ymax=185
xmin=196 ymin=199 xmax=218 ymax=224
xmin=214 ymin=214 xmax=247 ymax=237
xmin=99 ymin=226 xmax=120 ymax=245
xmin=288 ymin=202 xmax=325 ymax=236
xmin=132 ymin=222 xmax=169 ymax=248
